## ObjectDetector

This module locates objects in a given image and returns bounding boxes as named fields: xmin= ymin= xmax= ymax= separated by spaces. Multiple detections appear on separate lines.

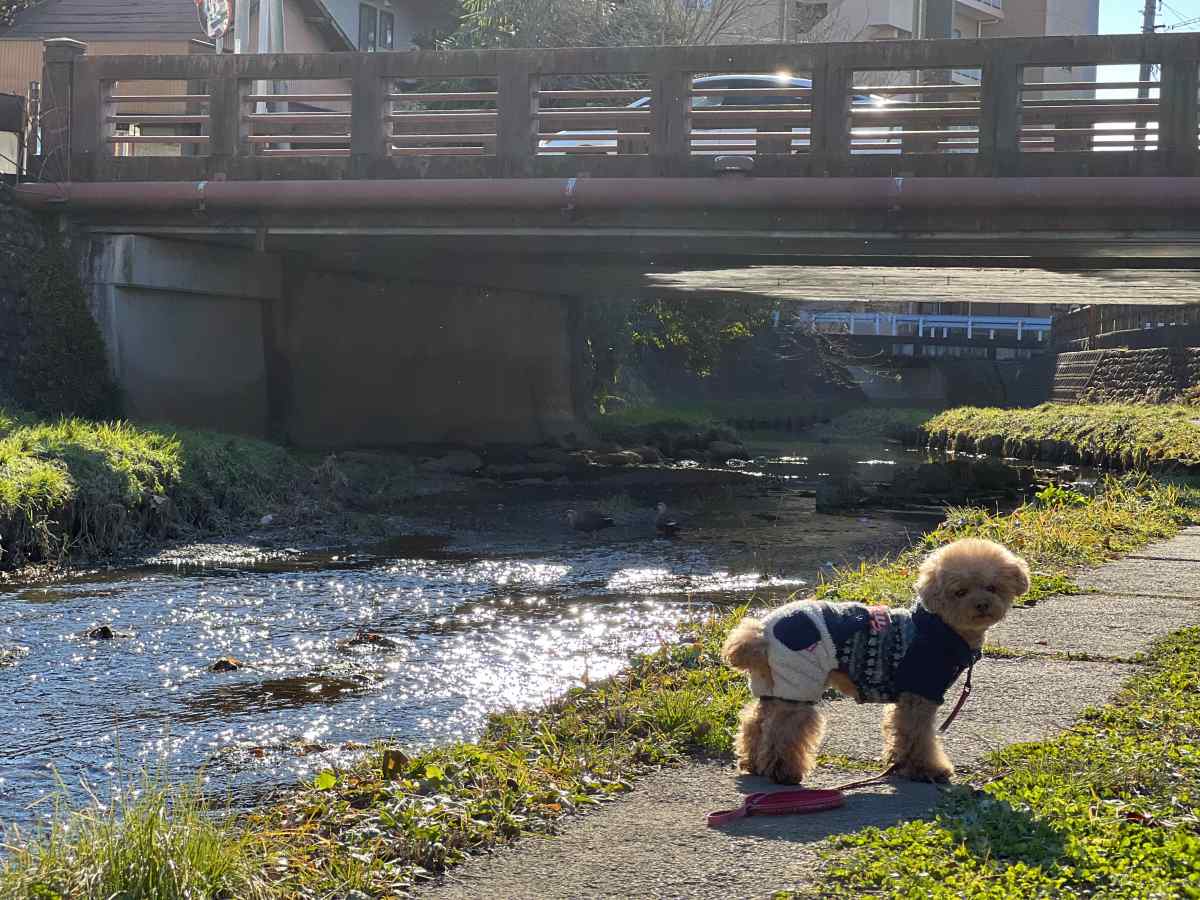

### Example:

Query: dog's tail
xmin=721 ymin=616 xmax=768 ymax=673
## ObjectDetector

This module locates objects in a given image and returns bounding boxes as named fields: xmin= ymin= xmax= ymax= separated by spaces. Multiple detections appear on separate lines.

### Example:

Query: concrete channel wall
xmin=79 ymin=234 xmax=582 ymax=446
xmin=1054 ymin=346 xmax=1200 ymax=404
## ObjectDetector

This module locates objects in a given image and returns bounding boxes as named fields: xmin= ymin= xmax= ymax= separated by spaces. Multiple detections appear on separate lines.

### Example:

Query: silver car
xmin=537 ymin=73 xmax=892 ymax=155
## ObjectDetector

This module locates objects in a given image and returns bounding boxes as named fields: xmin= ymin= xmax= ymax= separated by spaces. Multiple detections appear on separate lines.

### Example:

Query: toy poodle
xmin=721 ymin=538 xmax=1030 ymax=784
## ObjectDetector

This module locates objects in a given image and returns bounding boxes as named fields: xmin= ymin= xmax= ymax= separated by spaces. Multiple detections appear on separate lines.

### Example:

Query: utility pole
xmin=1138 ymin=0 xmax=1156 ymax=150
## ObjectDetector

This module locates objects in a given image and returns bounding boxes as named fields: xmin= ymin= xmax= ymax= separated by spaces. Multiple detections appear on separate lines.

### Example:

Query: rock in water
xmin=88 ymin=625 xmax=117 ymax=641
xmin=421 ymin=451 xmax=483 ymax=475
xmin=339 ymin=630 xmax=401 ymax=651
xmin=565 ymin=508 xmax=616 ymax=533
xmin=210 ymin=657 xmax=243 ymax=673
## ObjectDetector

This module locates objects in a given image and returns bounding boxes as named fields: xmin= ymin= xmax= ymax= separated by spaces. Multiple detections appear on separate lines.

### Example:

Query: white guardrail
xmin=800 ymin=312 xmax=1052 ymax=341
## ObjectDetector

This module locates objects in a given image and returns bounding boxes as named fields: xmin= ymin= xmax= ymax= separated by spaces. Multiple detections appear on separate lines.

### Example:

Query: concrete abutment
xmin=78 ymin=234 xmax=584 ymax=446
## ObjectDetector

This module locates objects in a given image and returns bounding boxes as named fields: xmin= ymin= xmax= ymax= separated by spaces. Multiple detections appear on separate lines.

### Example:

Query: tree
xmin=0 ymin=1 xmax=36 ymax=27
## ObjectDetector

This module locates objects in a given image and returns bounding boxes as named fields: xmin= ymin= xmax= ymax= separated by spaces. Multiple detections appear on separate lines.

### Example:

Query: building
xmin=1 ymin=0 xmax=450 ymax=163
xmin=0 ymin=0 xmax=449 ymax=99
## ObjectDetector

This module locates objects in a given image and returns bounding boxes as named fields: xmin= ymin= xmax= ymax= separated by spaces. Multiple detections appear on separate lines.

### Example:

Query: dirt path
xmin=418 ymin=528 xmax=1200 ymax=900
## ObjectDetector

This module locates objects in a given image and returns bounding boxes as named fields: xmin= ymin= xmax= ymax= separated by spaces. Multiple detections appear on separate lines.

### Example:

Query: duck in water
xmin=655 ymin=502 xmax=681 ymax=536
xmin=565 ymin=508 xmax=615 ymax=533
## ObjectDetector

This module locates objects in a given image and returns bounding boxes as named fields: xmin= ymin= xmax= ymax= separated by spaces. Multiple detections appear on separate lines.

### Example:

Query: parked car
xmin=537 ymin=73 xmax=892 ymax=155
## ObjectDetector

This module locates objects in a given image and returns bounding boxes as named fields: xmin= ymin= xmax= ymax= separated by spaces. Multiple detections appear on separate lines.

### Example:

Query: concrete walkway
xmin=419 ymin=528 xmax=1200 ymax=900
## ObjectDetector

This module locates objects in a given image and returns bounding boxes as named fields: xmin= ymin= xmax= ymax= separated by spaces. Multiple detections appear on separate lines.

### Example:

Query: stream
xmin=0 ymin=437 xmax=969 ymax=828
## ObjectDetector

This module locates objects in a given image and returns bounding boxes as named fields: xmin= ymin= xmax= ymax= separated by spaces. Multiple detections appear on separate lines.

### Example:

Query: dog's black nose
xmin=976 ymin=601 xmax=991 ymax=613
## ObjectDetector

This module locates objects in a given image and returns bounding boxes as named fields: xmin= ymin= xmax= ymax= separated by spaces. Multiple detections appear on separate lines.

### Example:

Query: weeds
xmin=0 ymin=781 xmax=272 ymax=900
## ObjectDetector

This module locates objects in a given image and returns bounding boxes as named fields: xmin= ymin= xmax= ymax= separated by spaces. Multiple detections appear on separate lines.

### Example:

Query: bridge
xmin=9 ymin=33 xmax=1200 ymax=445
xmin=801 ymin=310 xmax=1052 ymax=353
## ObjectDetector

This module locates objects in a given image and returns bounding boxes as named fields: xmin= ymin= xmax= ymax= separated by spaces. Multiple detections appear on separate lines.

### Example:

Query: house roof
xmin=0 ymin=0 xmax=206 ymax=41
xmin=0 ymin=0 xmax=355 ymax=50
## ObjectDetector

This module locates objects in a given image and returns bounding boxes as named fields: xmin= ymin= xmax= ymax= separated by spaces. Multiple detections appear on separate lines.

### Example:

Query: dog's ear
xmin=914 ymin=547 xmax=945 ymax=609
xmin=998 ymin=552 xmax=1031 ymax=600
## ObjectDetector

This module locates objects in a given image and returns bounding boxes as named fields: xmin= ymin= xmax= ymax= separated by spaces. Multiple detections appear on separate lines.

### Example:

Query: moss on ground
xmin=0 ymin=409 xmax=302 ymax=568
xmin=4 ymin=476 xmax=1197 ymax=897
xmin=774 ymin=627 xmax=1200 ymax=899
xmin=925 ymin=403 xmax=1200 ymax=469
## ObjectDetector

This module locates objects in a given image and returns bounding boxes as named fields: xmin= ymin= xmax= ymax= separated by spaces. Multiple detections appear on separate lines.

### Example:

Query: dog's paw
xmin=894 ymin=762 xmax=954 ymax=784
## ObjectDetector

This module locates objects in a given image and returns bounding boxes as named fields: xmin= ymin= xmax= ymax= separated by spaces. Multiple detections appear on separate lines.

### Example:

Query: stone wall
xmin=0 ymin=184 xmax=47 ymax=405
xmin=1058 ymin=347 xmax=1200 ymax=404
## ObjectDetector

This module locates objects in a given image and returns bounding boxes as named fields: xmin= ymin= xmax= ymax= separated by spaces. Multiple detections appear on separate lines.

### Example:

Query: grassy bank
xmin=776 ymin=625 xmax=1200 ymax=899
xmin=594 ymin=403 xmax=933 ymax=449
xmin=0 ymin=409 xmax=302 ymax=569
xmin=924 ymin=403 xmax=1200 ymax=469
xmin=7 ymin=473 xmax=1192 ymax=898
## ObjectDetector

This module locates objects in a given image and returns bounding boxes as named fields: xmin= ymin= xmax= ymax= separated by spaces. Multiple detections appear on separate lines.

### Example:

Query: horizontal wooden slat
xmin=244 ymin=113 xmax=351 ymax=124
xmin=111 ymin=94 xmax=209 ymax=103
xmin=245 ymin=134 xmax=350 ymax=144
xmin=106 ymin=135 xmax=209 ymax=144
xmin=246 ymin=93 xmax=352 ymax=103
xmin=390 ymin=146 xmax=491 ymax=156
xmin=260 ymin=149 xmax=351 ymax=157
xmin=390 ymin=91 xmax=498 ymax=102
xmin=107 ymin=114 xmax=208 ymax=124
xmin=387 ymin=111 xmax=498 ymax=126
xmin=537 ymin=89 xmax=646 ymax=100
xmin=392 ymin=133 xmax=498 ymax=143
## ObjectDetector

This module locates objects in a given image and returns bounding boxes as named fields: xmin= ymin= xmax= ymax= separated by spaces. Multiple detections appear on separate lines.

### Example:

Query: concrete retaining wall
xmin=79 ymin=234 xmax=583 ymax=445
xmin=281 ymin=270 xmax=580 ymax=447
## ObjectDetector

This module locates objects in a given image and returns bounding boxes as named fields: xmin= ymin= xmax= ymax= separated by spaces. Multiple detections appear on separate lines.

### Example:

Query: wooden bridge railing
xmin=35 ymin=33 xmax=1200 ymax=182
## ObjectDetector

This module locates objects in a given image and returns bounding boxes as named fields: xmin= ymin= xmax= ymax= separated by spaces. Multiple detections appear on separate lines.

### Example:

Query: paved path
xmin=419 ymin=528 xmax=1200 ymax=900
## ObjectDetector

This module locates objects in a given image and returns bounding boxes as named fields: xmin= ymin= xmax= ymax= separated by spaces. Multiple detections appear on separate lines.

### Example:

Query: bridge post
xmin=1159 ymin=52 xmax=1199 ymax=177
xmin=650 ymin=64 xmax=690 ymax=176
xmin=978 ymin=47 xmax=1021 ymax=177
xmin=810 ymin=49 xmax=849 ymax=176
xmin=208 ymin=55 xmax=245 ymax=176
xmin=496 ymin=55 xmax=539 ymax=178
xmin=351 ymin=53 xmax=389 ymax=177
xmin=40 ymin=38 xmax=87 ymax=183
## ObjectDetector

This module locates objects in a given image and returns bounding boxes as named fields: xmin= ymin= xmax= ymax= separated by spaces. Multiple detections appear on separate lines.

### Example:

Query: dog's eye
xmin=954 ymin=588 xmax=968 ymax=598
xmin=986 ymin=585 xmax=998 ymax=593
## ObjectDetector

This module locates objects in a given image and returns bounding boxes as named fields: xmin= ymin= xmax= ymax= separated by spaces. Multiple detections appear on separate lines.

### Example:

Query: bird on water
xmin=565 ymin=508 xmax=616 ymax=532
xmin=655 ymin=502 xmax=681 ymax=536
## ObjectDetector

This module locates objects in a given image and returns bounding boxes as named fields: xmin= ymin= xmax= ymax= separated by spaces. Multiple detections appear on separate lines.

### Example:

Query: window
xmin=359 ymin=3 xmax=379 ymax=51
xmin=380 ymin=10 xmax=395 ymax=50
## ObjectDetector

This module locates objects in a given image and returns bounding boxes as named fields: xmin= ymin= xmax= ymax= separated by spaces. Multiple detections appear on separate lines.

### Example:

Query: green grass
xmin=5 ymin=475 xmax=1197 ymax=897
xmin=0 ymin=409 xmax=302 ymax=567
xmin=777 ymin=626 xmax=1200 ymax=899
xmin=925 ymin=403 xmax=1200 ymax=469
xmin=819 ymin=475 xmax=1195 ymax=607
xmin=0 ymin=781 xmax=272 ymax=900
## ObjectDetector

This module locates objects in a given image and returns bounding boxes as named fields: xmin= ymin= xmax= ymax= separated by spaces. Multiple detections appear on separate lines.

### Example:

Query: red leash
xmin=706 ymin=765 xmax=898 ymax=827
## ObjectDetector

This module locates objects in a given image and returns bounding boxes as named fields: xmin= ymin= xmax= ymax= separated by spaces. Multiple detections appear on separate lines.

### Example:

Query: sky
xmin=1099 ymin=0 xmax=1200 ymax=35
